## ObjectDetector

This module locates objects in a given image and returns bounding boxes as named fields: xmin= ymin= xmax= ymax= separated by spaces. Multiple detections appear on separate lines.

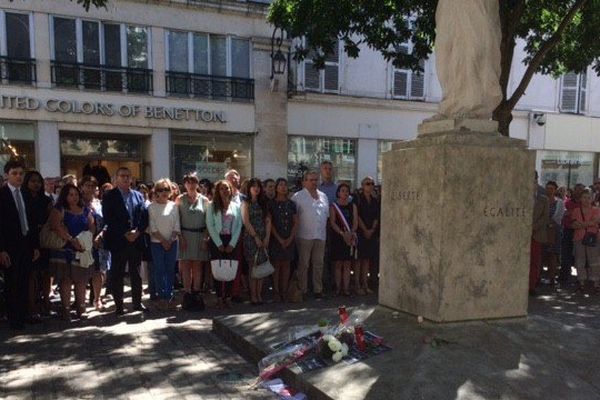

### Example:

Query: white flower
xmin=323 ymin=335 xmax=334 ymax=342
xmin=328 ymin=339 xmax=342 ymax=352
xmin=340 ymin=343 xmax=349 ymax=356
xmin=332 ymin=351 xmax=343 ymax=362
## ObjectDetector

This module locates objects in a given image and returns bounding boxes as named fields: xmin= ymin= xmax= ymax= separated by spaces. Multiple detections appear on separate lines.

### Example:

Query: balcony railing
xmin=0 ymin=57 xmax=36 ymax=84
xmin=165 ymin=71 xmax=254 ymax=101
xmin=51 ymin=61 xmax=153 ymax=94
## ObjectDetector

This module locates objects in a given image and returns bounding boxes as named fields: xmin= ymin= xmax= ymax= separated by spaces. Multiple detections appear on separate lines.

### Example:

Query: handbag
xmin=39 ymin=209 xmax=67 ymax=250
xmin=580 ymin=208 xmax=597 ymax=247
xmin=211 ymin=258 xmax=239 ymax=282
xmin=251 ymin=248 xmax=274 ymax=279
xmin=286 ymin=272 xmax=304 ymax=303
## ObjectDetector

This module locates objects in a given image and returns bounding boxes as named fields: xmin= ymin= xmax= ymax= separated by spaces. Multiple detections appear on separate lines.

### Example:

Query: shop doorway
xmin=60 ymin=133 xmax=147 ymax=185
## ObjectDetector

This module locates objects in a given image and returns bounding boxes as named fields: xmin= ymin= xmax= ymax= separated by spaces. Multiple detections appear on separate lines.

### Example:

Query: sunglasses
xmin=363 ymin=182 xmax=374 ymax=186
xmin=156 ymin=188 xmax=171 ymax=193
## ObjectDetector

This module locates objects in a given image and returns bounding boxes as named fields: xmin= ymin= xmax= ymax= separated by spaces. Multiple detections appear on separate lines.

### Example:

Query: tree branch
xmin=507 ymin=0 xmax=589 ymax=109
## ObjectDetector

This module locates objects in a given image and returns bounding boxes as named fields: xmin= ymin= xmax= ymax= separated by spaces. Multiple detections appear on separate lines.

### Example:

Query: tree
xmin=9 ymin=0 xmax=108 ymax=11
xmin=268 ymin=0 xmax=600 ymax=136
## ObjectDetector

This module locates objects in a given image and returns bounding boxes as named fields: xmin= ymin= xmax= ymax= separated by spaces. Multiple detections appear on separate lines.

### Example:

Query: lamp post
xmin=270 ymin=27 xmax=287 ymax=79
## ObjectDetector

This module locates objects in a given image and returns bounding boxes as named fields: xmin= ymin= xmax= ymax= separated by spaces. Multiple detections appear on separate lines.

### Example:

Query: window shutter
xmin=579 ymin=72 xmax=587 ymax=112
xmin=324 ymin=64 xmax=338 ymax=91
xmin=394 ymin=70 xmax=408 ymax=97
xmin=560 ymin=72 xmax=578 ymax=113
xmin=410 ymin=71 xmax=424 ymax=98
xmin=324 ymin=42 xmax=339 ymax=63
xmin=304 ymin=61 xmax=320 ymax=90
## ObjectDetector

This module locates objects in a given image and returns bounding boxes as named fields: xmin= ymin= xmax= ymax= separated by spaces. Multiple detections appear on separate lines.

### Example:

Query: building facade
xmin=0 ymin=0 xmax=598 ymax=189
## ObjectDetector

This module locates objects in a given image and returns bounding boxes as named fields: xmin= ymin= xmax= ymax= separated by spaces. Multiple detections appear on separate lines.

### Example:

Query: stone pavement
xmin=0 ymin=287 xmax=378 ymax=400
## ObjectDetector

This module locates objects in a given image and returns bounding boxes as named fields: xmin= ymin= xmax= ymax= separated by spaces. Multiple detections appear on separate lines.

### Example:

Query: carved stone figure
xmin=434 ymin=0 xmax=502 ymax=120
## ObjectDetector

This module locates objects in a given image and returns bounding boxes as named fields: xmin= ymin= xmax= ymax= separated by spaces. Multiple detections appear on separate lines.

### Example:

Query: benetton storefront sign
xmin=0 ymin=94 xmax=227 ymax=123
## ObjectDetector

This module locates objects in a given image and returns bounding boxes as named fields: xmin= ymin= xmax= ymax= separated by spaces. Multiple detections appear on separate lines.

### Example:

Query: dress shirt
xmin=8 ymin=183 xmax=28 ymax=235
xmin=319 ymin=181 xmax=338 ymax=204
xmin=292 ymin=188 xmax=329 ymax=241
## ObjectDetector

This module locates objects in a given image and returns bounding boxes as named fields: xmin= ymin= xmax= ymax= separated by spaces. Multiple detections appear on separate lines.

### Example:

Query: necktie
xmin=14 ymin=189 xmax=28 ymax=236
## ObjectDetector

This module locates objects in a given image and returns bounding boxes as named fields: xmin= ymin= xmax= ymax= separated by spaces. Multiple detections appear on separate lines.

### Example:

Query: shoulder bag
xmin=40 ymin=209 xmax=67 ymax=249
xmin=580 ymin=208 xmax=597 ymax=247
xmin=251 ymin=248 xmax=274 ymax=279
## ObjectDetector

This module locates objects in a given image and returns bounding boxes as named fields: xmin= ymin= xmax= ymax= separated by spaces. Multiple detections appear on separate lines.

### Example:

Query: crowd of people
xmin=0 ymin=159 xmax=381 ymax=330
xmin=3 ymin=155 xmax=600 ymax=331
xmin=529 ymin=176 xmax=600 ymax=296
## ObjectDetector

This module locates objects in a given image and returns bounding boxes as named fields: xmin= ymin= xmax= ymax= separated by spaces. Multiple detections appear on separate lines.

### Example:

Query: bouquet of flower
xmin=317 ymin=328 xmax=354 ymax=363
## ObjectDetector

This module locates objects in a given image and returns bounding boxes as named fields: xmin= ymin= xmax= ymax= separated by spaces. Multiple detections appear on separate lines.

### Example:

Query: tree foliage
xmin=269 ymin=0 xmax=600 ymax=135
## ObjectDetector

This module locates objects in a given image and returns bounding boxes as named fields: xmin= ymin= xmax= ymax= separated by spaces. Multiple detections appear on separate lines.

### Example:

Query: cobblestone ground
xmin=0 ymin=284 xmax=379 ymax=400
xmin=3 ymin=277 xmax=596 ymax=400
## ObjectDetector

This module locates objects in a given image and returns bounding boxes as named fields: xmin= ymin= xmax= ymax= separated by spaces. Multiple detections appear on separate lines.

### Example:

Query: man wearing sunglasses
xmin=102 ymin=167 xmax=148 ymax=315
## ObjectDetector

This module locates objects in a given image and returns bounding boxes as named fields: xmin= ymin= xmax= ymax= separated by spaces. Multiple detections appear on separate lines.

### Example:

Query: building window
xmin=287 ymin=136 xmax=356 ymax=188
xmin=50 ymin=16 xmax=152 ymax=93
xmin=392 ymin=18 xmax=425 ymax=100
xmin=165 ymin=30 xmax=253 ymax=101
xmin=560 ymin=71 xmax=587 ymax=114
xmin=303 ymin=39 xmax=340 ymax=93
xmin=377 ymin=140 xmax=402 ymax=184
xmin=0 ymin=11 xmax=36 ymax=84
xmin=540 ymin=151 xmax=595 ymax=188
xmin=171 ymin=132 xmax=253 ymax=183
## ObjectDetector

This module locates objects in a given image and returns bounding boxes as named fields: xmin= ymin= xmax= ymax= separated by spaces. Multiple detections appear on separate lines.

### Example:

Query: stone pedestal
xmin=379 ymin=120 xmax=535 ymax=322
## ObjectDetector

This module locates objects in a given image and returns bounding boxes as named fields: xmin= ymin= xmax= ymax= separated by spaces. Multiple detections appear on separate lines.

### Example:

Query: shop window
xmin=59 ymin=134 xmax=145 ymax=183
xmin=50 ymin=16 xmax=152 ymax=93
xmin=287 ymin=136 xmax=356 ymax=188
xmin=171 ymin=132 xmax=253 ymax=184
xmin=560 ymin=71 xmax=587 ymax=114
xmin=0 ymin=122 xmax=36 ymax=172
xmin=540 ymin=151 xmax=595 ymax=188
xmin=303 ymin=39 xmax=340 ymax=93
xmin=1 ymin=11 xmax=36 ymax=84
xmin=165 ymin=30 xmax=253 ymax=101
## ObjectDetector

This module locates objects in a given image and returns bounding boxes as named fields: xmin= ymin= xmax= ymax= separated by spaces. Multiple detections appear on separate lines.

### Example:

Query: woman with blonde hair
xmin=148 ymin=178 xmax=181 ymax=310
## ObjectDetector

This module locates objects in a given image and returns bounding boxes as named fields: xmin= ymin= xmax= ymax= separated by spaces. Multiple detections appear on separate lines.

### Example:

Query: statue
xmin=433 ymin=0 xmax=502 ymax=121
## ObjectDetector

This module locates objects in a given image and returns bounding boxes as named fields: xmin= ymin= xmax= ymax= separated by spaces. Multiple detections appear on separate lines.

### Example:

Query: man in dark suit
xmin=0 ymin=159 xmax=39 ymax=330
xmin=102 ymin=167 xmax=148 ymax=315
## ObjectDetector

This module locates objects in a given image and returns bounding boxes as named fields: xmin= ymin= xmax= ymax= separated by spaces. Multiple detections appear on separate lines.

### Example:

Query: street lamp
xmin=270 ymin=27 xmax=287 ymax=79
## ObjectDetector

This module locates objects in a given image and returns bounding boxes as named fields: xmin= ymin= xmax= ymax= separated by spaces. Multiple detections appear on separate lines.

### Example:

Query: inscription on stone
xmin=390 ymin=190 xmax=421 ymax=201
xmin=483 ymin=207 xmax=526 ymax=218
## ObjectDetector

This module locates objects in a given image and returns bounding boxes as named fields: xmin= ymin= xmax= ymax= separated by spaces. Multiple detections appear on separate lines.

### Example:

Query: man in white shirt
xmin=225 ymin=169 xmax=243 ymax=205
xmin=291 ymin=170 xmax=329 ymax=299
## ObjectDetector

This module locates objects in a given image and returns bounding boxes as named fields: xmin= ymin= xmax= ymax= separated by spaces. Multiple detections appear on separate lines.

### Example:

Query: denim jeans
xmin=150 ymin=242 xmax=178 ymax=300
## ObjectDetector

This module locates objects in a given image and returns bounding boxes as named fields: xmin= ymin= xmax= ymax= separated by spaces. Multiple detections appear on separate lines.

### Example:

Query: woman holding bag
xmin=206 ymin=180 xmax=242 ymax=309
xmin=571 ymin=189 xmax=600 ymax=293
xmin=241 ymin=178 xmax=272 ymax=305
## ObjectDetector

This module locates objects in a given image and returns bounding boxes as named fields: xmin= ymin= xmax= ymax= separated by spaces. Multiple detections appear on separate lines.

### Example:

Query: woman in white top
xmin=148 ymin=178 xmax=181 ymax=310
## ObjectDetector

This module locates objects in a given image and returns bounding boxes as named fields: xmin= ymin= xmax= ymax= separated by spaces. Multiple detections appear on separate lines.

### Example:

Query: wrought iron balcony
xmin=0 ymin=57 xmax=36 ymax=84
xmin=51 ymin=61 xmax=153 ymax=93
xmin=165 ymin=71 xmax=254 ymax=102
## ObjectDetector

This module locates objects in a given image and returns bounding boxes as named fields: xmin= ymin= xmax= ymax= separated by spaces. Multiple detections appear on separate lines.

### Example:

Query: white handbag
xmin=211 ymin=259 xmax=239 ymax=282
xmin=251 ymin=249 xmax=274 ymax=279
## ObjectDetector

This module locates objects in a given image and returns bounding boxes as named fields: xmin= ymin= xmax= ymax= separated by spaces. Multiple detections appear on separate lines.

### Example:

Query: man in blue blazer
xmin=102 ymin=167 xmax=148 ymax=315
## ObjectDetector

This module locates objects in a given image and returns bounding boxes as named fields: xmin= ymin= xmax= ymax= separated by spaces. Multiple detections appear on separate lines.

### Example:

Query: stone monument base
xmin=379 ymin=120 xmax=535 ymax=322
